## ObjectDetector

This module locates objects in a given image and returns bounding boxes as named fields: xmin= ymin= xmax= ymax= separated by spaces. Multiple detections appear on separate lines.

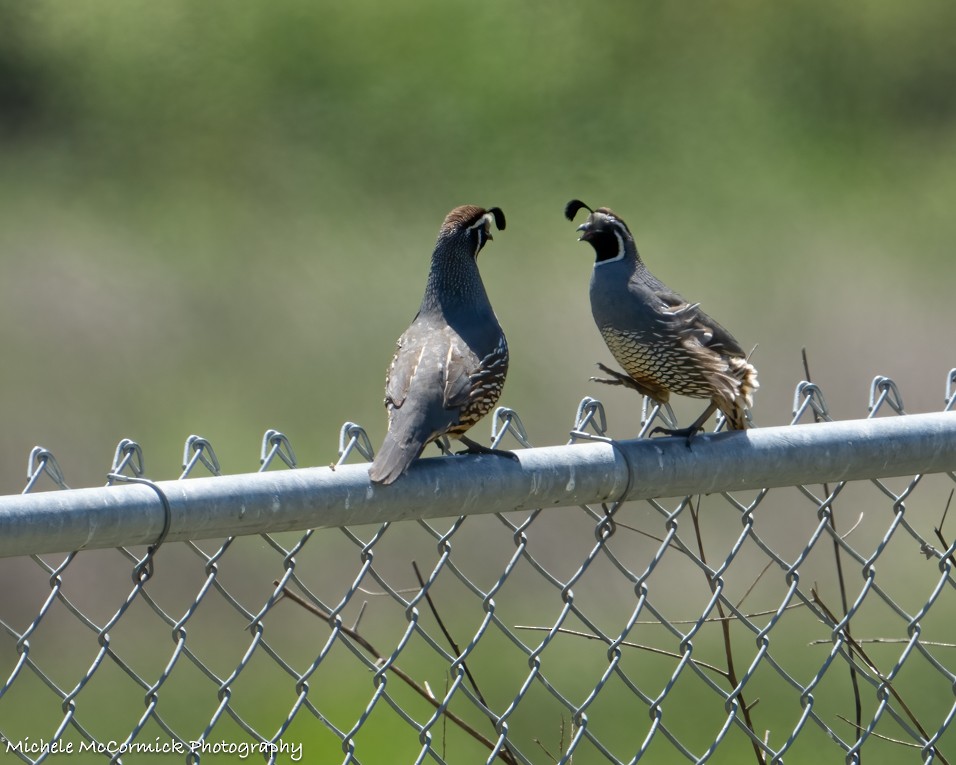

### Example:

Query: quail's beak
xmin=576 ymin=222 xmax=592 ymax=242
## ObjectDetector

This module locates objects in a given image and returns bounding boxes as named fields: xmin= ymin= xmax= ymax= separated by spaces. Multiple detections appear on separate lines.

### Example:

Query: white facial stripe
xmin=467 ymin=212 xmax=495 ymax=254
xmin=467 ymin=212 xmax=495 ymax=232
xmin=594 ymin=229 xmax=627 ymax=266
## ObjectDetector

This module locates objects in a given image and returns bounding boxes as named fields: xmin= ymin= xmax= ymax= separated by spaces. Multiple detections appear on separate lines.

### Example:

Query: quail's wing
xmin=463 ymin=335 xmax=509 ymax=412
xmin=442 ymin=332 xmax=508 ymax=411
xmin=384 ymin=318 xmax=427 ymax=411
xmin=441 ymin=333 xmax=481 ymax=409
xmin=654 ymin=289 xmax=747 ymax=358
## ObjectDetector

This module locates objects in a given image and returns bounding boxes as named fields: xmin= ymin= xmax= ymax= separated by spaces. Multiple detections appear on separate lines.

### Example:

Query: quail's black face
xmin=564 ymin=200 xmax=632 ymax=264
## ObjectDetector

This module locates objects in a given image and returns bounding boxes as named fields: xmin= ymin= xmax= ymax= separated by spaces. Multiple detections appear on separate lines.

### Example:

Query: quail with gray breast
xmin=565 ymin=200 xmax=758 ymax=439
xmin=369 ymin=205 xmax=514 ymax=485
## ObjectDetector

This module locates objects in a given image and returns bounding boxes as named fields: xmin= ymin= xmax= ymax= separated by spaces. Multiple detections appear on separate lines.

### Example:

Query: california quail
xmin=369 ymin=205 xmax=513 ymax=485
xmin=565 ymin=200 xmax=758 ymax=439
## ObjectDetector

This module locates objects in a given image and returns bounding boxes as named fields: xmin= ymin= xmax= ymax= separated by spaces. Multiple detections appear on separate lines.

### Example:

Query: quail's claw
xmin=650 ymin=424 xmax=702 ymax=449
xmin=455 ymin=435 xmax=519 ymax=461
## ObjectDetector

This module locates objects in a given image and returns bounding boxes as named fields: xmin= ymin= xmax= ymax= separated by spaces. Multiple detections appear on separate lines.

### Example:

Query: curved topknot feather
xmin=564 ymin=199 xmax=593 ymax=221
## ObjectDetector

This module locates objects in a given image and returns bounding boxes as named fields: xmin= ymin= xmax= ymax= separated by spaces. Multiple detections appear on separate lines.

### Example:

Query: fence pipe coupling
xmin=0 ymin=412 xmax=953 ymax=557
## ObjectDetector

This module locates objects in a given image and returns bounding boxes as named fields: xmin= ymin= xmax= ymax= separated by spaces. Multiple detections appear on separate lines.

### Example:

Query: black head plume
xmin=442 ymin=205 xmax=506 ymax=235
xmin=564 ymin=199 xmax=593 ymax=221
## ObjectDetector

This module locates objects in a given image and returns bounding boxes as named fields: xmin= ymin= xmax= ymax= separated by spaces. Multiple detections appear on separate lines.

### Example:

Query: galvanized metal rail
xmin=1 ymin=411 xmax=954 ymax=557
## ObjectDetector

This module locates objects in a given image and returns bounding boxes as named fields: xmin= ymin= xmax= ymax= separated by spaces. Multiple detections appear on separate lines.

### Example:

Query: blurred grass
xmin=1 ymin=1 xmax=954 ymax=486
xmin=0 ymin=1 xmax=954 ymax=761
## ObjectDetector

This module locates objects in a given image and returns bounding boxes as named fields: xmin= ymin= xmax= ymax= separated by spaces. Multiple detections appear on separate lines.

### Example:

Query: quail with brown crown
xmin=565 ymin=200 xmax=758 ymax=440
xmin=369 ymin=205 xmax=514 ymax=485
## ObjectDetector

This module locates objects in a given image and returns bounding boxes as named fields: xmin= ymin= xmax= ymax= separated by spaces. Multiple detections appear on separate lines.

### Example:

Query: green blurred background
xmin=1 ymin=1 xmax=955 ymax=762
xmin=1 ymin=0 xmax=954 ymax=485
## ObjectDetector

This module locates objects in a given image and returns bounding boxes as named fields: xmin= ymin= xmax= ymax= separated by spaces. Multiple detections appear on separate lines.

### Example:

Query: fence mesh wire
xmin=1 ymin=370 xmax=956 ymax=764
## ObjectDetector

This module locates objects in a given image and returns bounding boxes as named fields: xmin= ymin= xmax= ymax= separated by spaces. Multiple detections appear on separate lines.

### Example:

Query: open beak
xmin=576 ymin=222 xmax=591 ymax=241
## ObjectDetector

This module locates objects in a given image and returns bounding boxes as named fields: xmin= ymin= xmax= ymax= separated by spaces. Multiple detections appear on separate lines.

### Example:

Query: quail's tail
xmin=722 ymin=358 xmax=760 ymax=430
xmin=368 ymin=431 xmax=427 ymax=485
xmin=722 ymin=403 xmax=751 ymax=431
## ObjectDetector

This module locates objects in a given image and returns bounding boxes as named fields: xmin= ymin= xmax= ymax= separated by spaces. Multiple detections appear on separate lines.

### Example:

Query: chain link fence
xmin=1 ymin=369 xmax=955 ymax=764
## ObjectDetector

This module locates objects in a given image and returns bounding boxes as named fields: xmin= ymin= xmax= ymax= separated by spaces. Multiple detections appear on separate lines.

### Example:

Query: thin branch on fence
xmin=689 ymin=495 xmax=766 ymax=765
xmin=735 ymin=559 xmax=775 ymax=611
xmin=356 ymin=585 xmax=421 ymax=597
xmin=565 ymin=716 xmax=575 ymax=764
xmin=411 ymin=561 xmax=487 ymax=706
xmin=836 ymin=716 xmax=922 ymax=750
xmin=533 ymin=733 xmax=559 ymax=764
xmin=442 ymin=673 xmax=449 ymax=761
xmin=809 ymin=637 xmax=956 ymax=648
xmin=561 ymin=716 xmax=570 ymax=763
xmin=652 ymin=604 xmax=806 ymax=625
xmin=616 ymin=513 xmax=807 ymax=618
xmin=611 ymin=520 xmax=671 ymax=546
xmin=517 ymin=601 xmax=803 ymax=631
xmin=812 ymin=588 xmax=950 ymax=765
xmin=533 ymin=715 xmax=573 ymax=764
xmin=840 ymin=513 xmax=865 ymax=540
xmin=512 ymin=627 xmax=730 ymax=680
xmin=940 ymin=489 xmax=954 ymax=533
xmin=804 ymin=347 xmax=863 ymax=746
xmin=933 ymin=489 xmax=956 ymax=569
xmin=276 ymin=583 xmax=515 ymax=763
xmin=730 ymin=509 xmax=858 ymax=614
xmin=351 ymin=600 xmax=368 ymax=632
xmin=411 ymin=561 xmax=520 ymax=765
